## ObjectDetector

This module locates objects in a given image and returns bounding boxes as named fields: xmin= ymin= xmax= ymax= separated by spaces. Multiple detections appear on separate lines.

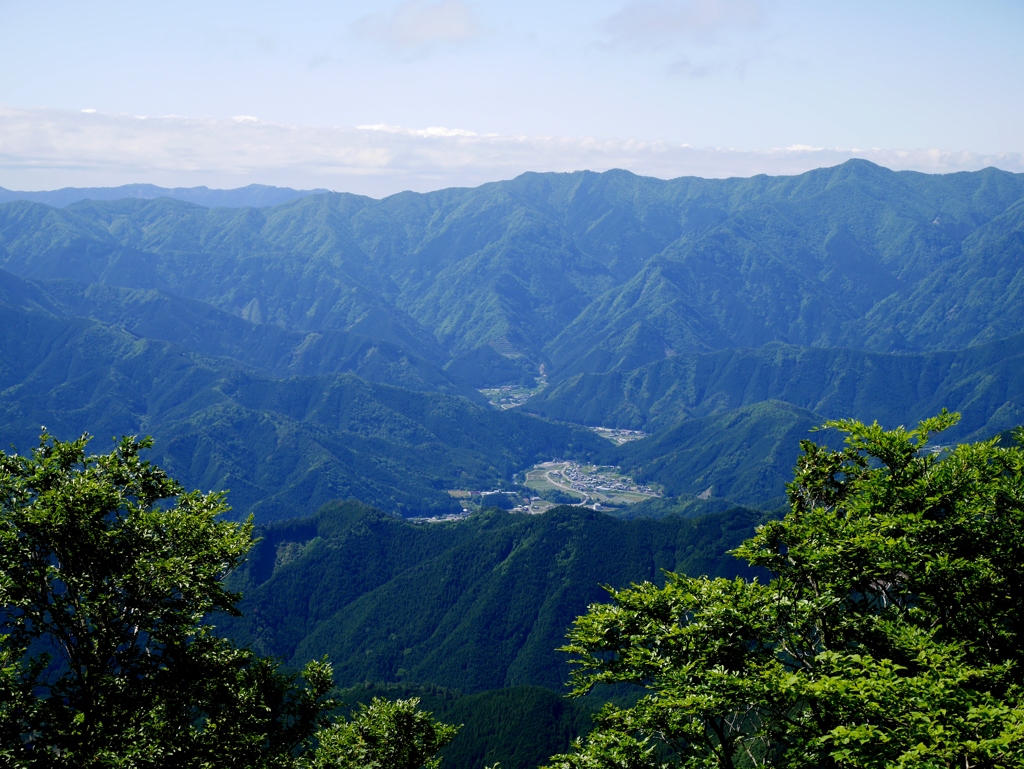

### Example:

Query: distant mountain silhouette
xmin=0 ymin=182 xmax=330 ymax=208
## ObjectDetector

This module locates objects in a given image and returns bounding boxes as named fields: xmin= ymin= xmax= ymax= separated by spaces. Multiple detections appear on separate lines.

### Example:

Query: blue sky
xmin=1 ymin=0 xmax=1022 ymax=194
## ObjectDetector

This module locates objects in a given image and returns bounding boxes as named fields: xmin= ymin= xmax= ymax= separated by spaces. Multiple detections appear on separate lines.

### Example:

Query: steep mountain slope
xmin=0 ymin=299 xmax=603 ymax=522
xmin=603 ymin=401 xmax=832 ymax=507
xmin=220 ymin=501 xmax=767 ymax=692
xmin=545 ymin=162 xmax=1024 ymax=376
xmin=1 ymin=269 xmax=467 ymax=393
xmin=526 ymin=335 xmax=1024 ymax=438
xmin=0 ymin=196 xmax=443 ymax=361
xmin=852 ymin=199 xmax=1024 ymax=350
xmin=365 ymin=183 xmax=616 ymax=360
xmin=3 ymin=162 xmax=1023 ymax=385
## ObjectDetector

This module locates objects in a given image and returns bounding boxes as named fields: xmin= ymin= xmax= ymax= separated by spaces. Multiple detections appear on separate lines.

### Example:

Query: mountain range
xmin=3 ymin=162 xmax=1024 ymax=768
xmin=2 ymin=160 xmax=1023 ymax=511
xmin=0 ymin=277 xmax=601 ymax=522
xmin=5 ymin=162 xmax=1024 ymax=378
xmin=0 ymin=182 xmax=328 ymax=209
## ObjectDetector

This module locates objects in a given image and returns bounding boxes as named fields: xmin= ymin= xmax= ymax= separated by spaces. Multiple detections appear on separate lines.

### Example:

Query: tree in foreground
xmin=307 ymin=697 xmax=459 ymax=769
xmin=0 ymin=433 xmax=456 ymax=768
xmin=548 ymin=411 xmax=1024 ymax=768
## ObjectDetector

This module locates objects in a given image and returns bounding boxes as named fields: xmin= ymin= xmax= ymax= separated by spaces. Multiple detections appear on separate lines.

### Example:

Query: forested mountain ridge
xmin=0 ymin=182 xmax=328 ymax=209
xmin=543 ymin=163 xmax=1024 ymax=376
xmin=3 ymin=161 xmax=1023 ymax=383
xmin=0 ymin=293 xmax=603 ymax=522
xmin=219 ymin=501 xmax=766 ymax=692
xmin=0 ymin=196 xmax=445 ymax=363
xmin=0 ymin=266 xmax=466 ymax=391
xmin=526 ymin=334 xmax=1024 ymax=437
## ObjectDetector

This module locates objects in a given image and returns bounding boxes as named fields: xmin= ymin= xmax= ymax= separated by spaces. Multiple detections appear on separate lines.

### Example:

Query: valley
xmin=478 ymin=374 xmax=548 ymax=409
xmin=524 ymin=460 xmax=661 ymax=509
xmin=588 ymin=426 xmax=648 ymax=444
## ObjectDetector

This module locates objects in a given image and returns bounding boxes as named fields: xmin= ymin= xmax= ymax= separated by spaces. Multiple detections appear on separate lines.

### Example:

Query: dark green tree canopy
xmin=0 ymin=433 xmax=456 ymax=768
xmin=550 ymin=412 xmax=1024 ymax=769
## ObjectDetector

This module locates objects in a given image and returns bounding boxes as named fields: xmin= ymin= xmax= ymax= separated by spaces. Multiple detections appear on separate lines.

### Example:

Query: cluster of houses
xmin=552 ymin=463 xmax=659 ymax=497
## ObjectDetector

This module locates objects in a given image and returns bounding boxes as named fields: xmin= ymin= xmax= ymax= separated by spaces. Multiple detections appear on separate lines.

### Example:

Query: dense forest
xmin=218 ymin=500 xmax=766 ymax=691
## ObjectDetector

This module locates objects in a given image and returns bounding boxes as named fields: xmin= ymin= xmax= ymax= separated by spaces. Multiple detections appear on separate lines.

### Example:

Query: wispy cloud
xmin=667 ymin=50 xmax=758 ymax=79
xmin=668 ymin=57 xmax=713 ymax=78
xmin=1 ymin=107 xmax=1021 ymax=197
xmin=603 ymin=0 xmax=762 ymax=48
xmin=355 ymin=0 xmax=481 ymax=54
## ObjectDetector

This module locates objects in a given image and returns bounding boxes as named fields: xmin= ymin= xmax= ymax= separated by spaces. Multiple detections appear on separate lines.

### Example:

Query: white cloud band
xmin=1 ymin=107 xmax=1021 ymax=197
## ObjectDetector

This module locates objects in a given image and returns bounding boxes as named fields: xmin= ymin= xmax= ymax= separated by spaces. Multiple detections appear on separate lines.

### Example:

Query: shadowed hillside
xmin=219 ymin=501 xmax=767 ymax=691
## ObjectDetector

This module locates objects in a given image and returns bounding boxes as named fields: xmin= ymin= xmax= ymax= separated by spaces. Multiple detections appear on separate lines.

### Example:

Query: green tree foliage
xmin=0 ymin=433 xmax=455 ymax=768
xmin=305 ymin=697 xmax=457 ymax=769
xmin=335 ymin=683 xmax=601 ymax=769
xmin=549 ymin=411 xmax=1024 ymax=768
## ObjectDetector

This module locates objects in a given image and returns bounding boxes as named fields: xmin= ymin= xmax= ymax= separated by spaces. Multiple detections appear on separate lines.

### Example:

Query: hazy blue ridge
xmin=0 ymin=195 xmax=443 ymax=363
xmin=0 ymin=268 xmax=473 ymax=396
xmin=0 ymin=183 xmax=330 ymax=208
